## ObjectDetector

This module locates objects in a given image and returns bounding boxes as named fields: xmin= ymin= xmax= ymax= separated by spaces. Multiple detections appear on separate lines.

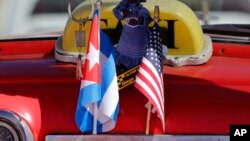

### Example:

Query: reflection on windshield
xmin=179 ymin=0 xmax=250 ymax=12
xmin=0 ymin=0 xmax=249 ymax=38
xmin=179 ymin=0 xmax=250 ymax=25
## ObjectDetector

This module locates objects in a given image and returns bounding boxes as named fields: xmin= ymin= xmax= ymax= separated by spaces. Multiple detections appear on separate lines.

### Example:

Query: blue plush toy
xmin=113 ymin=0 xmax=152 ymax=70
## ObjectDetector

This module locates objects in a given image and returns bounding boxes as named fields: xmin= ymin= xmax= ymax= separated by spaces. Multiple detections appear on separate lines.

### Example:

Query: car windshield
xmin=180 ymin=0 xmax=250 ymax=25
xmin=0 ymin=0 xmax=249 ymax=39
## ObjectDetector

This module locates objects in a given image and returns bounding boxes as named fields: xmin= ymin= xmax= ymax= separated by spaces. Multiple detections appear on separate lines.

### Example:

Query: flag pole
xmin=145 ymin=5 xmax=160 ymax=135
xmin=145 ymin=102 xmax=152 ymax=135
xmin=93 ymin=102 xmax=98 ymax=134
xmin=92 ymin=0 xmax=101 ymax=135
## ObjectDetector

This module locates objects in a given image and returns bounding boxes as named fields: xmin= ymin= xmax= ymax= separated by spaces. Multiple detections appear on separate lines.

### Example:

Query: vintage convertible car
xmin=0 ymin=0 xmax=250 ymax=141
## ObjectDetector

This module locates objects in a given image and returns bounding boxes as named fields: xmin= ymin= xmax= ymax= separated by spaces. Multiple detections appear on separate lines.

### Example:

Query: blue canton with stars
xmin=144 ymin=23 xmax=163 ymax=74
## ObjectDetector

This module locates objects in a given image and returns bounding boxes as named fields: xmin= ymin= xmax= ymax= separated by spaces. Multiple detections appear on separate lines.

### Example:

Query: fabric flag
xmin=75 ymin=8 xmax=119 ymax=133
xmin=134 ymin=22 xmax=165 ymax=130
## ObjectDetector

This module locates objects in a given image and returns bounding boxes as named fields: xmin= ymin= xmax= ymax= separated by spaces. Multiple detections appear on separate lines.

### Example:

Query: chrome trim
xmin=54 ymin=36 xmax=85 ymax=63
xmin=0 ymin=110 xmax=34 ymax=141
xmin=164 ymin=35 xmax=213 ymax=67
xmin=46 ymin=135 xmax=229 ymax=141
xmin=55 ymin=34 xmax=213 ymax=67
xmin=0 ymin=121 xmax=19 ymax=140
xmin=210 ymin=34 xmax=250 ymax=44
xmin=67 ymin=0 xmax=94 ymax=24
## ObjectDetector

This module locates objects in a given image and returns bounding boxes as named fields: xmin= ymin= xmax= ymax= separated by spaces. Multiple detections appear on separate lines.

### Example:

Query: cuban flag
xmin=75 ymin=9 xmax=119 ymax=133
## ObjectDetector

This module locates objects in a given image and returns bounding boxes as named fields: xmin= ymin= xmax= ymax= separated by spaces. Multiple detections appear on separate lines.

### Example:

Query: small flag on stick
xmin=134 ymin=22 xmax=165 ymax=132
xmin=75 ymin=8 xmax=119 ymax=134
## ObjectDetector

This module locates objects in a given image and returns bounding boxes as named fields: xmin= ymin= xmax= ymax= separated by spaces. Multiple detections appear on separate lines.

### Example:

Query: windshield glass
xmin=179 ymin=0 xmax=250 ymax=25
xmin=0 ymin=0 xmax=249 ymax=39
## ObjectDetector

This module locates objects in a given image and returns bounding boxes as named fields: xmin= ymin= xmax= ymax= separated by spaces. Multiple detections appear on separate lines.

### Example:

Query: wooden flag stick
xmin=154 ymin=6 xmax=160 ymax=23
xmin=145 ymin=102 xmax=152 ymax=135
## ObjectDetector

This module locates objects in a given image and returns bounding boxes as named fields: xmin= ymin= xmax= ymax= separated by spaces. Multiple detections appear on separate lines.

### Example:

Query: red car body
xmin=1 ymin=37 xmax=250 ymax=140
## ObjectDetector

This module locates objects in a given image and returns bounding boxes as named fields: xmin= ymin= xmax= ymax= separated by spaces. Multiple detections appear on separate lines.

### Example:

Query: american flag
xmin=75 ymin=8 xmax=119 ymax=133
xmin=134 ymin=22 xmax=165 ymax=130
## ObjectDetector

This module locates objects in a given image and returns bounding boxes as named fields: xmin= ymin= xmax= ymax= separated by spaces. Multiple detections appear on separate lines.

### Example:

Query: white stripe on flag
xmin=80 ymin=80 xmax=96 ymax=89
xmin=100 ymin=117 xmax=116 ymax=132
xmin=98 ymin=76 xmax=119 ymax=123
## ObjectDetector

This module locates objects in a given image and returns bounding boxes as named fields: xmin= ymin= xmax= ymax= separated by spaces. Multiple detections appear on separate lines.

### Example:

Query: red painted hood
xmin=0 ymin=38 xmax=250 ymax=140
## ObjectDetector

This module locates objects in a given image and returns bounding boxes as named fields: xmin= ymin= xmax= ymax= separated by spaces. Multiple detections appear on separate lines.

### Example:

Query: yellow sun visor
xmin=55 ymin=0 xmax=212 ymax=66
